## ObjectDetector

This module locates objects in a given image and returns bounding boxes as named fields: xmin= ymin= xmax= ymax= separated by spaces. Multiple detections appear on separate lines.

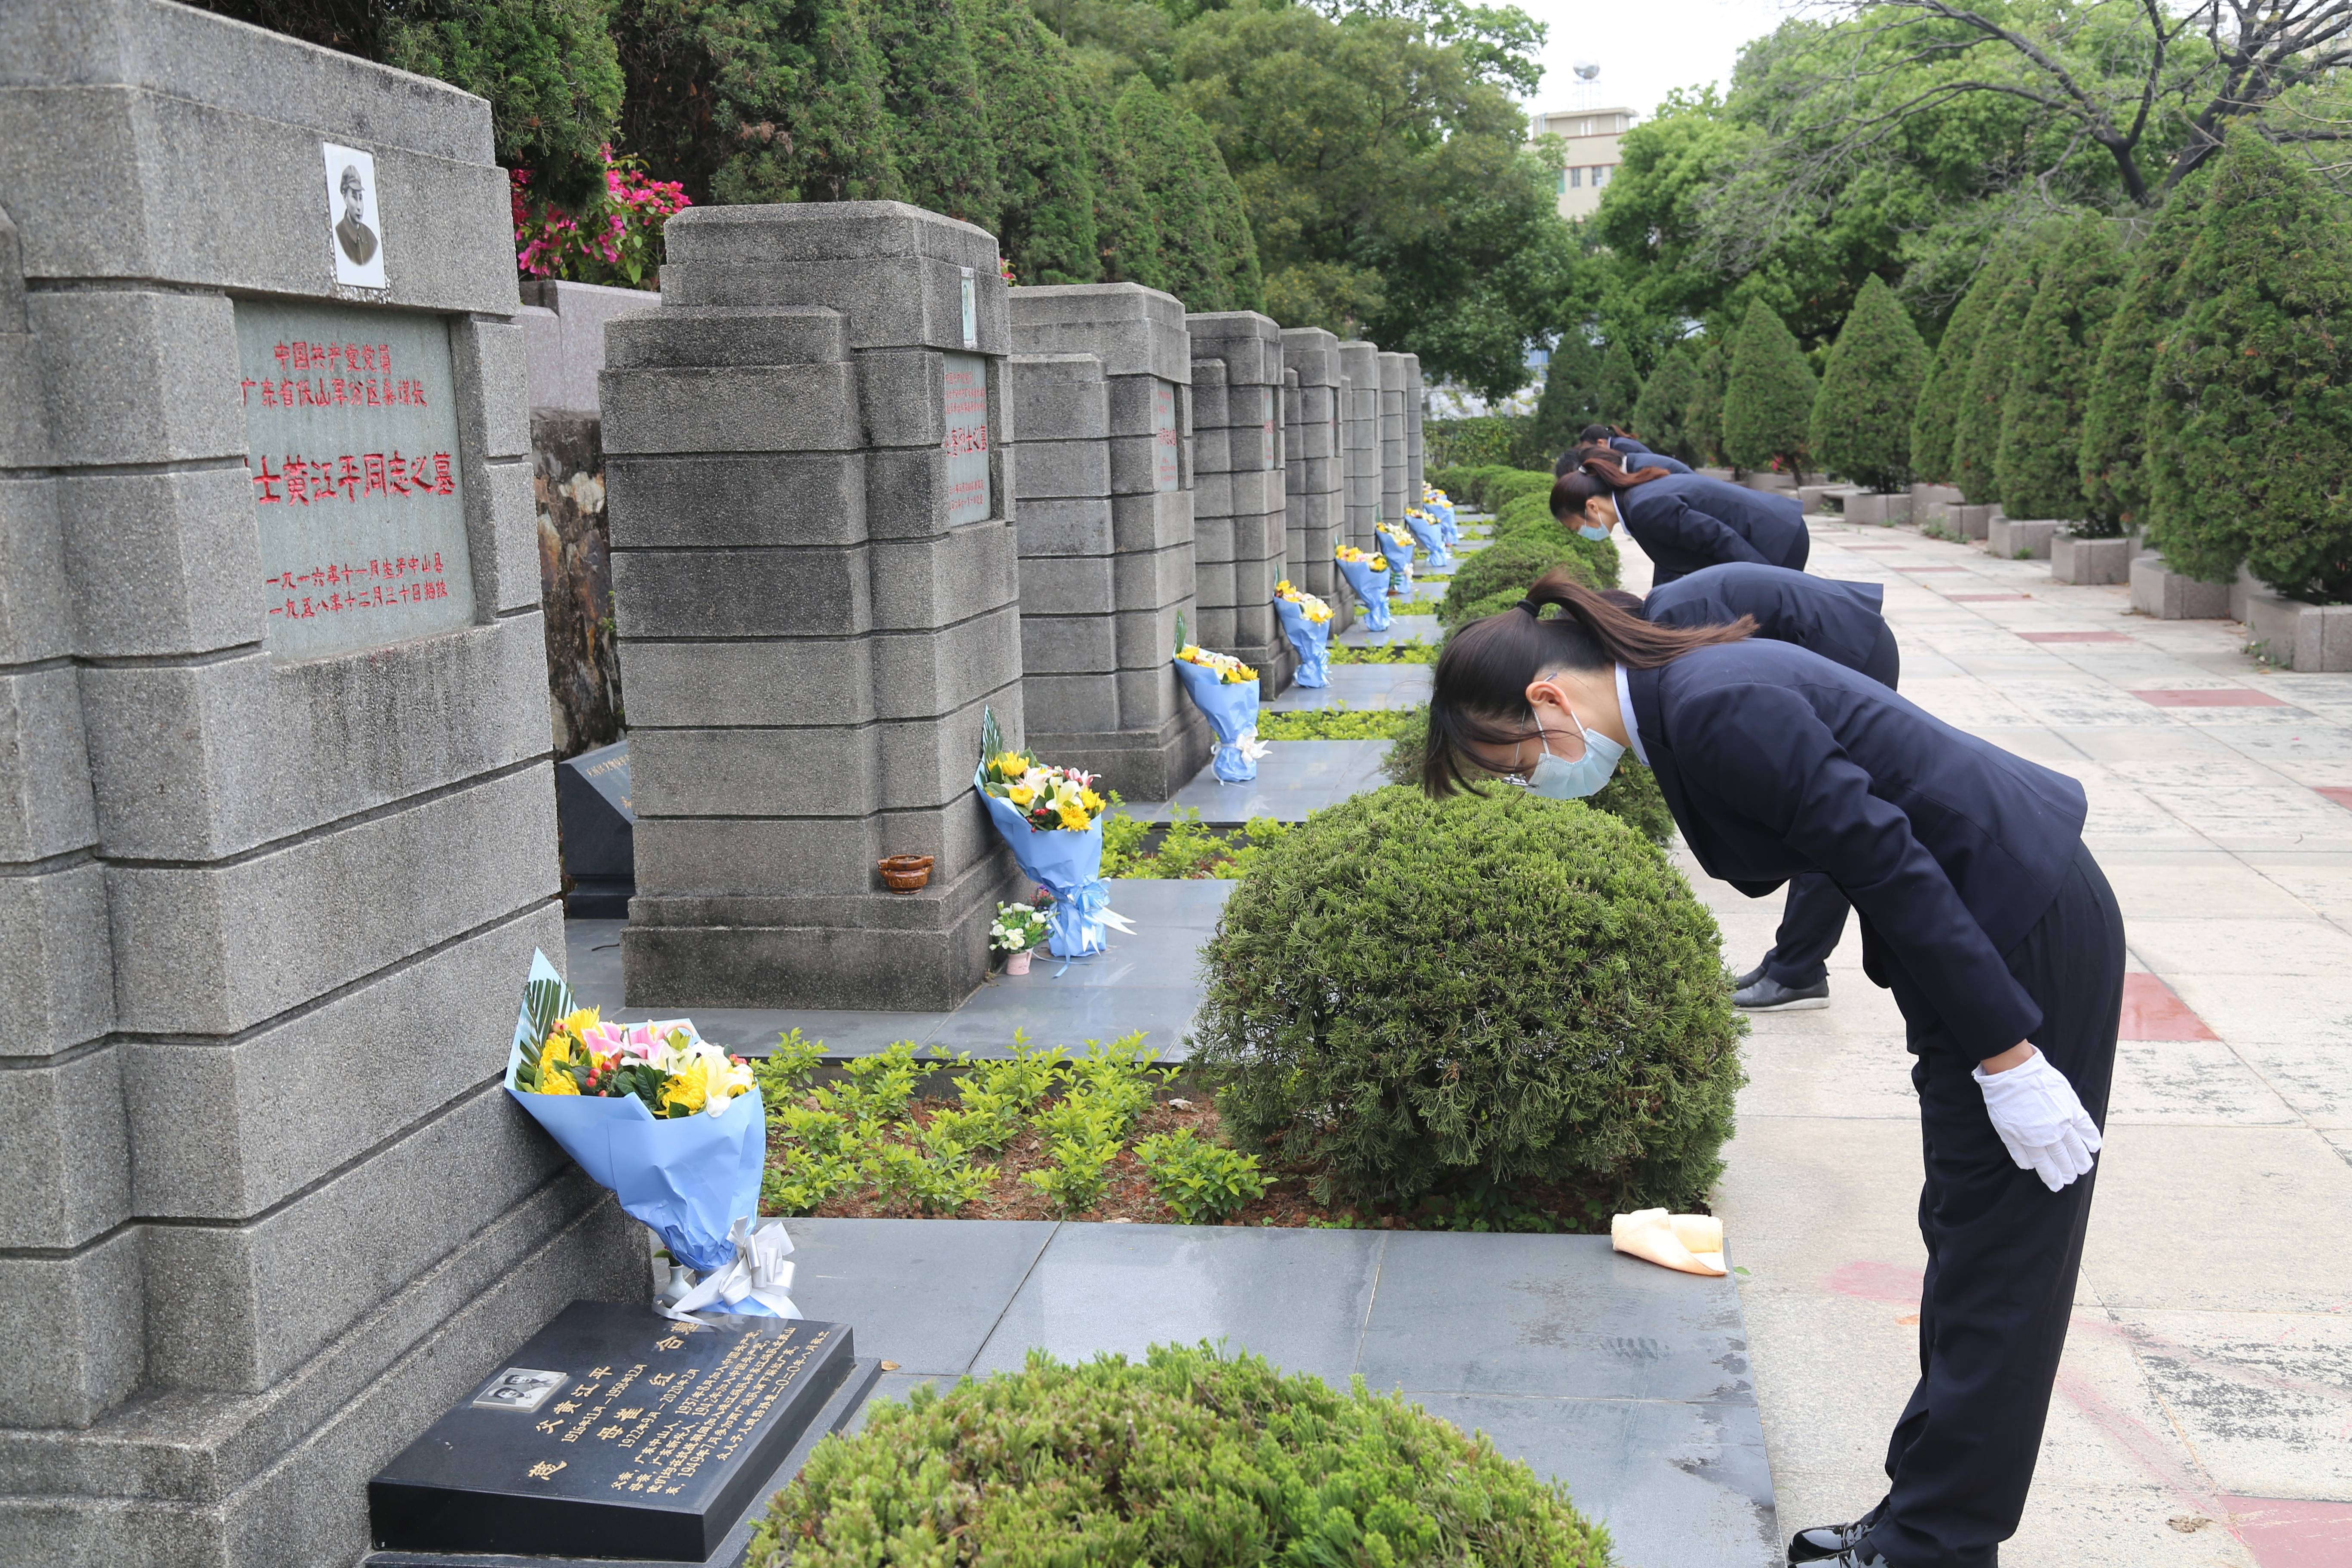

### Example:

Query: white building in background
xmin=1531 ymin=106 xmax=1636 ymax=221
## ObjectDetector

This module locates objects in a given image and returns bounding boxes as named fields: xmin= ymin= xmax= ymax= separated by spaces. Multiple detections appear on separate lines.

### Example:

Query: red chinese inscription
xmin=265 ymin=551 xmax=454 ymax=620
xmin=250 ymin=451 xmax=456 ymax=505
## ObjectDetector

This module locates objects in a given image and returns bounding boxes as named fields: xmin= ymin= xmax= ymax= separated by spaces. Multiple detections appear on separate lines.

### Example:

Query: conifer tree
xmin=1951 ymin=236 xmax=2047 ymax=505
xmin=1996 ymin=215 xmax=2127 ymax=528
xmin=1077 ymin=74 xmax=1166 ymax=291
xmin=1721 ymin=300 xmax=1816 ymax=473
xmin=2077 ymin=179 xmax=2208 ymax=533
xmin=2143 ymin=130 xmax=2352 ymax=601
xmin=1532 ymin=334 xmax=1603 ymax=459
xmin=613 ymin=0 xmax=900 ymax=207
xmin=1112 ymin=80 xmax=1259 ymax=312
xmin=1631 ymin=346 xmax=1700 ymax=461
xmin=868 ymin=0 xmax=1002 ymax=230
xmin=1598 ymin=342 xmax=1644 ymax=424
xmin=1808 ymin=273 xmax=1929 ymax=493
xmin=959 ymin=0 xmax=1098 ymax=285
xmin=1685 ymin=343 xmax=1727 ymax=468
xmin=1181 ymin=107 xmax=1265 ymax=313
xmin=1909 ymin=243 xmax=2019 ymax=487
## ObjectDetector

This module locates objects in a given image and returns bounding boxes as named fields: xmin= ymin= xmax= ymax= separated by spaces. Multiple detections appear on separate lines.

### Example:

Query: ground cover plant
xmin=1192 ymin=786 xmax=1744 ymax=1214
xmin=1102 ymin=808 xmax=1292 ymax=879
xmin=747 ymin=1344 xmax=1613 ymax=1568
xmin=1331 ymin=638 xmax=1439 ymax=664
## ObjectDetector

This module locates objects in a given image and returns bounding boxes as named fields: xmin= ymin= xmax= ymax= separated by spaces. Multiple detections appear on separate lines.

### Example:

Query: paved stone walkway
xmin=1660 ymin=520 xmax=2352 ymax=1568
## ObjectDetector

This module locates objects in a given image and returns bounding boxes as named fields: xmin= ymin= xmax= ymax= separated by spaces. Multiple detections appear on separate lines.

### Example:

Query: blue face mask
xmin=1525 ymin=707 xmax=1625 ymax=800
xmin=1577 ymin=522 xmax=1611 ymax=542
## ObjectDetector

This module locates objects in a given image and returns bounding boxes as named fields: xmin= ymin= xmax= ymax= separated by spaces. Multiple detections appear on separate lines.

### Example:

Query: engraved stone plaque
xmin=1257 ymin=387 xmax=1277 ymax=471
xmin=942 ymin=352 xmax=992 ymax=526
xmin=369 ymin=1302 xmax=858 ymax=1562
xmin=1152 ymin=380 xmax=1180 ymax=493
xmin=235 ymin=301 xmax=475 ymax=660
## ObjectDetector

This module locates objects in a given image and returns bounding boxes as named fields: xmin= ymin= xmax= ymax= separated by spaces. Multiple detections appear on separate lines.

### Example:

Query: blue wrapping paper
xmin=1383 ymin=540 xmax=1414 ymax=597
xmin=1434 ymin=501 xmax=1460 ymax=545
xmin=1405 ymin=514 xmax=1453 ymax=571
xmin=1336 ymin=555 xmax=1392 ymax=631
xmin=974 ymin=771 xmax=1128 ymax=957
xmin=1172 ymin=657 xmax=1265 ymax=781
xmin=1273 ymin=594 xmax=1331 ymax=687
xmin=503 ymin=952 xmax=778 ymax=1311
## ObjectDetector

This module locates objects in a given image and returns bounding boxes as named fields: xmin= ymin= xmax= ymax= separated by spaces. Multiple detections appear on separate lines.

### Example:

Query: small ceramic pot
xmin=877 ymin=854 xmax=934 ymax=892
xmin=1004 ymin=950 xmax=1032 ymax=975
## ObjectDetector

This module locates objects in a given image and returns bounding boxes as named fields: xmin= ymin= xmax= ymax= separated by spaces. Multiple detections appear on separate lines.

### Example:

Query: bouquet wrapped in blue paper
xmin=1425 ymin=487 xmax=1460 ymax=546
xmin=505 ymin=952 xmax=797 ymax=1320
xmin=1173 ymin=640 xmax=1267 ymax=782
xmin=1404 ymin=509 xmax=1453 ymax=572
xmin=1378 ymin=525 xmax=1418 ymax=596
xmin=975 ymin=712 xmax=1135 ymax=957
xmin=1335 ymin=546 xmax=1392 ymax=631
xmin=1272 ymin=579 xmax=1332 ymax=688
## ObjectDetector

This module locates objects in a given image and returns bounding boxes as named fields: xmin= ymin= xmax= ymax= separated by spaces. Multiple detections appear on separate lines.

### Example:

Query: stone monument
xmin=1281 ymin=327 xmax=1347 ymax=625
xmin=1378 ymin=351 xmax=1410 ymax=535
xmin=605 ymin=202 xmax=1027 ymax=1011
xmin=0 ymin=6 xmax=648 ymax=1564
xmin=1402 ymin=353 xmax=1426 ymax=501
xmin=1338 ymin=340 xmax=1381 ymax=552
xmin=1187 ymin=310 xmax=1289 ymax=691
xmin=1004 ymin=283 xmax=1208 ymax=800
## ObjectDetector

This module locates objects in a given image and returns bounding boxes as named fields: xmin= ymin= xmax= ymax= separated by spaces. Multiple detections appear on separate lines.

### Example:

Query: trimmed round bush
xmin=1437 ymin=535 xmax=1579 ymax=625
xmin=750 ymin=1344 xmax=1611 ymax=1568
xmin=1379 ymin=724 xmax=1675 ymax=848
xmin=1193 ymin=787 xmax=1745 ymax=1210
xmin=1996 ymin=214 xmax=2125 ymax=529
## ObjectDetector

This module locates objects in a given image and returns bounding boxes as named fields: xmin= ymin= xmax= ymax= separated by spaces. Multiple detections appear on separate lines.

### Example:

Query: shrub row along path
xmin=1665 ymin=518 xmax=2352 ymax=1568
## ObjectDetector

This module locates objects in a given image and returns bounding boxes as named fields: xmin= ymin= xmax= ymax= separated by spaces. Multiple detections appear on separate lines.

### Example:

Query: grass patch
xmin=1257 ymin=703 xmax=1423 ymax=740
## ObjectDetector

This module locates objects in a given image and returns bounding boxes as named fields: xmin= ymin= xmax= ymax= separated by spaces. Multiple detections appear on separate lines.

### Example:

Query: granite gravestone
xmin=370 ymin=1305 xmax=856 ymax=1561
xmin=0 ymin=8 xmax=649 ymax=1566
xmin=557 ymin=738 xmax=634 ymax=917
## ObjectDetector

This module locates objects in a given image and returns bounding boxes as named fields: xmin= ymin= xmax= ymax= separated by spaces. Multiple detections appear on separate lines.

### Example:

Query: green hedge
xmin=1193 ymin=786 xmax=1743 ymax=1210
xmin=750 ymin=1344 xmax=1612 ymax=1567
xmin=1425 ymin=415 xmax=1545 ymax=472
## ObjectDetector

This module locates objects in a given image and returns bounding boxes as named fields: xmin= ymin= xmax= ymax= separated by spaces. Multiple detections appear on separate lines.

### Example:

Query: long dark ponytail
xmin=1422 ymin=567 xmax=1755 ymax=796
xmin=1550 ymin=459 xmax=1672 ymax=520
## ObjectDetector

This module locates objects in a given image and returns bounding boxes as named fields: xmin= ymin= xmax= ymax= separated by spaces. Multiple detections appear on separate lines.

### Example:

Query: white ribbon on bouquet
xmin=1231 ymin=726 xmax=1271 ymax=763
xmin=655 ymin=1216 xmax=802 ymax=1322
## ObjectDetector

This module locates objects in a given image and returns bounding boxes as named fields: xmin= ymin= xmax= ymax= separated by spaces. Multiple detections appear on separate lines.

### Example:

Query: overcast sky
xmin=1517 ymin=0 xmax=1796 ymax=122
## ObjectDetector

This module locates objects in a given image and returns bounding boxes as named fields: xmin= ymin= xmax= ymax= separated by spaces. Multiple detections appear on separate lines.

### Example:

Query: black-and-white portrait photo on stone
xmin=322 ymin=141 xmax=387 ymax=288
xmin=469 ymin=1369 xmax=565 ymax=1414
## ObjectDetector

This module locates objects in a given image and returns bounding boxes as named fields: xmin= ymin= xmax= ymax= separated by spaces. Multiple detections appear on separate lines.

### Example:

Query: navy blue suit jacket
xmin=1611 ymin=437 xmax=1692 ymax=475
xmin=1624 ymin=641 xmax=2087 ymax=1054
xmin=1642 ymin=564 xmax=1886 ymax=673
xmin=1618 ymin=474 xmax=1808 ymax=585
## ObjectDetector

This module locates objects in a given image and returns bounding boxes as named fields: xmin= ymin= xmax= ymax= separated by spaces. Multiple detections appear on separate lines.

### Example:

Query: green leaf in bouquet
xmin=1174 ymin=609 xmax=1186 ymax=653
xmin=980 ymin=706 xmax=1004 ymax=766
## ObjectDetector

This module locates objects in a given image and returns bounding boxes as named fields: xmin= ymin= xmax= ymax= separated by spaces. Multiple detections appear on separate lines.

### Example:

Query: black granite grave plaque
xmin=369 ymin=1302 xmax=854 ymax=1562
xmin=558 ymin=738 xmax=634 ymax=917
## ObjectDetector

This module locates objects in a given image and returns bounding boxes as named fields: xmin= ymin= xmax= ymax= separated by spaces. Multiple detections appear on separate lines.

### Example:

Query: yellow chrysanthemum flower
xmin=661 ymin=1057 xmax=714 ymax=1116
xmin=535 ymin=1071 xmax=580 ymax=1096
xmin=1081 ymin=788 xmax=1105 ymax=812
xmin=1057 ymin=802 xmax=1090 ymax=830
xmin=552 ymin=1006 xmax=600 ymax=1040
xmin=991 ymin=750 xmax=1029 ymax=780
xmin=1008 ymin=782 xmax=1035 ymax=805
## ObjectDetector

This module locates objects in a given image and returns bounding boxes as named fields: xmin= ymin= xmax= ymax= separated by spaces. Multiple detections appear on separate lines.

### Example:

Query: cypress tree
xmin=1115 ymin=79 xmax=1242 ymax=310
xmin=613 ymin=0 xmax=900 ymax=207
xmin=1181 ymin=106 xmax=1265 ymax=313
xmin=1631 ymin=346 xmax=1700 ymax=461
xmin=1997 ymin=215 xmax=2128 ymax=529
xmin=959 ymin=0 xmax=1099 ymax=285
xmin=1599 ymin=342 xmax=1644 ymax=423
xmin=868 ymin=0 xmax=1002 ymax=230
xmin=1686 ymin=343 xmax=1727 ymax=468
xmin=2077 ymin=180 xmax=2208 ymax=533
xmin=1951 ymin=237 xmax=2047 ymax=505
xmin=1809 ymin=273 xmax=1930 ymax=493
xmin=1910 ymin=242 xmax=2020 ymax=487
xmin=2144 ymin=130 xmax=2352 ymax=601
xmin=1076 ymin=73 xmax=1166 ymax=291
xmin=1532 ymin=334 xmax=1603 ymax=459
xmin=1721 ymin=300 xmax=1816 ymax=473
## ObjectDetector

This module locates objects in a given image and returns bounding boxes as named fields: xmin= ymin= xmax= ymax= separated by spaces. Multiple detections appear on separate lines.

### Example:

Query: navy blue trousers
xmin=1862 ymin=842 xmax=2125 ymax=1568
xmin=1762 ymin=623 xmax=1903 ymax=988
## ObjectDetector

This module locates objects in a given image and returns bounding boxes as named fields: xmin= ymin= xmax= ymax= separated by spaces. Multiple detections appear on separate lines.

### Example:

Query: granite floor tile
xmin=786 ymin=1219 xmax=1063 ymax=1378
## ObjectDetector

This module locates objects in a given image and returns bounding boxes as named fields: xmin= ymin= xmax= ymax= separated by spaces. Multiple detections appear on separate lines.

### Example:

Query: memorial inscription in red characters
xmin=235 ymin=302 xmax=476 ymax=658
xmin=943 ymin=353 xmax=993 ymax=526
xmin=1152 ymin=380 xmax=1181 ymax=493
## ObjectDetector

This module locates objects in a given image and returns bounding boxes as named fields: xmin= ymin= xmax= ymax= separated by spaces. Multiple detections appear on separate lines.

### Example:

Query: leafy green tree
xmin=1597 ymin=341 xmax=1644 ymax=423
xmin=2078 ymin=180 xmax=2208 ymax=532
xmin=1951 ymin=237 xmax=2047 ymax=505
xmin=1172 ymin=0 xmax=1571 ymax=399
xmin=194 ymin=0 xmax=625 ymax=205
xmin=1686 ymin=342 xmax=1728 ymax=468
xmin=1075 ymin=71 xmax=1167 ymax=290
xmin=1630 ymin=345 xmax=1700 ymax=461
xmin=961 ymin=0 xmax=1100 ymax=285
xmin=612 ymin=0 xmax=900 ymax=206
xmin=1910 ymin=243 xmax=2017 ymax=486
xmin=869 ymin=0 xmax=1003 ymax=228
xmin=1722 ymin=300 xmax=1816 ymax=472
xmin=2143 ymin=131 xmax=2352 ymax=602
xmin=1996 ymin=215 xmax=2127 ymax=528
xmin=1809 ymin=273 xmax=1929 ymax=493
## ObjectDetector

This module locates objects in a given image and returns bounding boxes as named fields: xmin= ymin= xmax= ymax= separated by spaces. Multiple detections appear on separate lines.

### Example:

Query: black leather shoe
xmin=1786 ymin=1519 xmax=1871 ymax=1562
xmin=1734 ymin=957 xmax=1769 ymax=989
xmin=1734 ymin=975 xmax=1830 ymax=1011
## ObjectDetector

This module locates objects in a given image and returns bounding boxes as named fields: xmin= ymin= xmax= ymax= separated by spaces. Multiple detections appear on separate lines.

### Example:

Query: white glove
xmin=1974 ymin=1047 xmax=2102 ymax=1191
